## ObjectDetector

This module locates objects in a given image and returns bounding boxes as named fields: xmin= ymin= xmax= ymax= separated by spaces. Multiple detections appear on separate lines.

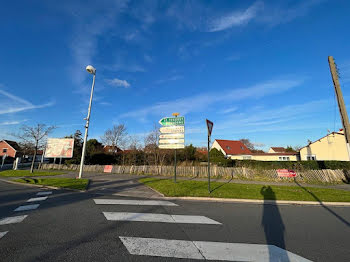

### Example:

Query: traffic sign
xmin=206 ymin=119 xmax=214 ymax=137
xmin=160 ymin=126 xmax=184 ymax=134
xmin=159 ymin=144 xmax=185 ymax=149
xmin=159 ymin=116 xmax=185 ymax=126
xmin=159 ymin=133 xmax=184 ymax=139
xmin=159 ymin=139 xmax=185 ymax=144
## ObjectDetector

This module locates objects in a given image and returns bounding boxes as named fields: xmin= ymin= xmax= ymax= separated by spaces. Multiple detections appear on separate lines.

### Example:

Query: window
xmin=2 ymin=148 xmax=7 ymax=153
xmin=243 ymin=155 xmax=252 ymax=160
xmin=240 ymin=146 xmax=244 ymax=150
xmin=279 ymin=156 xmax=290 ymax=161
xmin=226 ymin=146 xmax=231 ymax=150
xmin=306 ymin=155 xmax=316 ymax=160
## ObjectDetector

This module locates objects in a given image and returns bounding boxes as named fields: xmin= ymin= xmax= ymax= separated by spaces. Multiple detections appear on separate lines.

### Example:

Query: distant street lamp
xmin=78 ymin=65 xmax=96 ymax=179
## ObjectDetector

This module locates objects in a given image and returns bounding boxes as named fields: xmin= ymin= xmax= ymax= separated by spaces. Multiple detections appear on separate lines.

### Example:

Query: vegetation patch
xmin=139 ymin=177 xmax=350 ymax=202
xmin=0 ymin=170 xmax=65 ymax=177
xmin=14 ymin=178 xmax=89 ymax=190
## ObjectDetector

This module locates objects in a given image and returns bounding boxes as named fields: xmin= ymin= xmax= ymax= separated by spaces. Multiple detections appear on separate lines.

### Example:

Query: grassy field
xmin=139 ymin=178 xmax=350 ymax=202
xmin=14 ymin=178 xmax=89 ymax=190
xmin=0 ymin=170 xmax=65 ymax=177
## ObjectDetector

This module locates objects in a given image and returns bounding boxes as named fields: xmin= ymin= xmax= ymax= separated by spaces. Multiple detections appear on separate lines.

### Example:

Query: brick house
xmin=0 ymin=140 xmax=21 ymax=158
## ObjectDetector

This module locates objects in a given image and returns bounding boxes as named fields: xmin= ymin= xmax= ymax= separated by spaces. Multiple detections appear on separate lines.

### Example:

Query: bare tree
xmin=100 ymin=124 xmax=127 ymax=153
xmin=239 ymin=138 xmax=255 ymax=151
xmin=14 ymin=124 xmax=55 ymax=173
xmin=144 ymin=125 xmax=160 ymax=165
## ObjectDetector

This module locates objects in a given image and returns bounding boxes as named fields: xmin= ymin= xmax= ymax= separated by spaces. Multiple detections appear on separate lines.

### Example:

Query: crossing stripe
xmin=0 ymin=215 xmax=28 ymax=225
xmin=27 ymin=196 xmax=48 ymax=202
xmin=120 ymin=237 xmax=312 ymax=262
xmin=94 ymin=199 xmax=178 ymax=206
xmin=0 ymin=231 xmax=8 ymax=239
xmin=36 ymin=191 xmax=52 ymax=196
xmin=103 ymin=212 xmax=221 ymax=224
xmin=14 ymin=204 xmax=40 ymax=212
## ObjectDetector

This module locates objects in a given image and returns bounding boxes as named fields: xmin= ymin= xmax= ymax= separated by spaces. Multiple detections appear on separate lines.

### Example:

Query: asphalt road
xmin=1 ymin=179 xmax=350 ymax=261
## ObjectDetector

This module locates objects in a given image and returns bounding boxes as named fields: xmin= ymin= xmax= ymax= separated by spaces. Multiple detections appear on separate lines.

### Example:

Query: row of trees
xmin=13 ymin=123 xmax=281 ymax=168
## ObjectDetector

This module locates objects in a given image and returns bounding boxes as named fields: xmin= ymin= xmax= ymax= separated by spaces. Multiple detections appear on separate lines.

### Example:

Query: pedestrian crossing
xmin=94 ymin=197 xmax=312 ymax=261
xmin=0 ymin=231 xmax=8 ymax=239
xmin=14 ymin=204 xmax=40 ymax=212
xmin=103 ymin=212 xmax=221 ymax=224
xmin=0 ymin=191 xmax=52 ymax=241
xmin=94 ymin=199 xmax=178 ymax=206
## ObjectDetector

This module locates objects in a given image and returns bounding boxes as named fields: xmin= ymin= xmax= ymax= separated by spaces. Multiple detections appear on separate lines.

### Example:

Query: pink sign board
xmin=277 ymin=169 xmax=297 ymax=177
xmin=104 ymin=165 xmax=113 ymax=173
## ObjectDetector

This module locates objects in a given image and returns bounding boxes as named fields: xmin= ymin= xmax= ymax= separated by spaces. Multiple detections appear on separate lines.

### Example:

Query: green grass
xmin=0 ymin=170 xmax=65 ymax=177
xmin=139 ymin=178 xmax=350 ymax=202
xmin=14 ymin=178 xmax=89 ymax=190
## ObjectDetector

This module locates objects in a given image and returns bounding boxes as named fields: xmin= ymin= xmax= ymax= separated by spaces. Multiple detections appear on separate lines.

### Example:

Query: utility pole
xmin=328 ymin=56 xmax=350 ymax=160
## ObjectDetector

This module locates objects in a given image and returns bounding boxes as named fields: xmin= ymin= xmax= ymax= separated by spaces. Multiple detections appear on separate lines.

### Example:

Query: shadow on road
xmin=294 ymin=179 xmax=350 ymax=227
xmin=260 ymin=186 xmax=289 ymax=262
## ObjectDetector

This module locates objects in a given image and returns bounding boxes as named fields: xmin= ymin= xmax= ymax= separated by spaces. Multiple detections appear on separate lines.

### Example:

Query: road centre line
xmin=120 ymin=237 xmax=312 ymax=262
xmin=27 ymin=197 xmax=48 ymax=202
xmin=94 ymin=199 xmax=178 ymax=206
xmin=103 ymin=212 xmax=221 ymax=225
xmin=14 ymin=204 xmax=40 ymax=212
xmin=36 ymin=191 xmax=52 ymax=196
xmin=0 ymin=215 xmax=28 ymax=225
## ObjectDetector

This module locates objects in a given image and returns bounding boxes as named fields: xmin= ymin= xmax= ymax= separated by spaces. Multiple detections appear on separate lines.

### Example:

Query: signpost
xmin=206 ymin=119 xmax=214 ymax=193
xmin=159 ymin=113 xmax=185 ymax=183
xmin=159 ymin=116 xmax=185 ymax=126
xmin=159 ymin=126 xmax=184 ymax=134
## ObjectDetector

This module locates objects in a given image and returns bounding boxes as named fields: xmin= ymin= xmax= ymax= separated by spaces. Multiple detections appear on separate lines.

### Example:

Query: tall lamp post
xmin=78 ymin=65 xmax=96 ymax=179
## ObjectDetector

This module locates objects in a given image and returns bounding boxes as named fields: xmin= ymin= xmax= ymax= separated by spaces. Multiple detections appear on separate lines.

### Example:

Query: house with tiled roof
xmin=0 ymin=140 xmax=21 ymax=158
xmin=299 ymin=130 xmax=349 ymax=161
xmin=211 ymin=140 xmax=253 ymax=160
xmin=211 ymin=139 xmax=299 ymax=161
xmin=268 ymin=147 xmax=287 ymax=153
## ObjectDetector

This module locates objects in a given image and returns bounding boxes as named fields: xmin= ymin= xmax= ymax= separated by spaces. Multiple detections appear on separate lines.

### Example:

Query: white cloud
xmin=220 ymin=106 xmax=238 ymax=114
xmin=121 ymin=78 xmax=303 ymax=119
xmin=0 ymin=121 xmax=21 ymax=125
xmin=144 ymin=54 xmax=153 ymax=63
xmin=0 ymin=88 xmax=54 ymax=115
xmin=63 ymin=1 xmax=129 ymax=85
xmin=155 ymin=75 xmax=183 ymax=85
xmin=208 ymin=1 xmax=263 ymax=32
xmin=106 ymin=78 xmax=131 ymax=88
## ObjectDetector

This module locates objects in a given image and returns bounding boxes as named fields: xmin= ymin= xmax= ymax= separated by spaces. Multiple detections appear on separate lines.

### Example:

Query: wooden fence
xmin=41 ymin=163 xmax=349 ymax=183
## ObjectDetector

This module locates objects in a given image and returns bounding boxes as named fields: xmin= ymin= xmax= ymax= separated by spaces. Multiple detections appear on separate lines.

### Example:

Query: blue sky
xmin=1 ymin=0 xmax=350 ymax=150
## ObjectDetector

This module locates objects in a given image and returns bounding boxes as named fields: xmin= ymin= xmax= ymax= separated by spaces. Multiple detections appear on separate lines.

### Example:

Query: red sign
xmin=206 ymin=119 xmax=214 ymax=137
xmin=277 ymin=169 xmax=297 ymax=177
xmin=104 ymin=165 xmax=113 ymax=173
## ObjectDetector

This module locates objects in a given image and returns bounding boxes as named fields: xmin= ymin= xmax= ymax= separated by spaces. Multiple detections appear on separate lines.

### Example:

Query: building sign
xmin=45 ymin=138 xmax=74 ymax=158
xmin=277 ymin=169 xmax=297 ymax=177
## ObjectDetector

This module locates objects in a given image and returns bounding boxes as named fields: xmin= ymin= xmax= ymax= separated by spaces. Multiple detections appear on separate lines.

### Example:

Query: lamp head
xmin=86 ymin=65 xmax=96 ymax=74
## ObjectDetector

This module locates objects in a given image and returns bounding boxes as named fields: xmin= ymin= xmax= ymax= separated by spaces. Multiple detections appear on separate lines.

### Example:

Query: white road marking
xmin=27 ymin=196 xmax=48 ymax=202
xmin=103 ymin=212 xmax=221 ymax=224
xmin=120 ymin=237 xmax=312 ymax=262
xmin=94 ymin=199 xmax=178 ymax=206
xmin=120 ymin=236 xmax=204 ymax=260
xmin=14 ymin=204 xmax=40 ymax=212
xmin=0 ymin=231 xmax=8 ymax=239
xmin=36 ymin=191 xmax=52 ymax=196
xmin=0 ymin=215 xmax=28 ymax=225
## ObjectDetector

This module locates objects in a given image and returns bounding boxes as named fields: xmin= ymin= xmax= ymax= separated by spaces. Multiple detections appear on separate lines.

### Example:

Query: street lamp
xmin=78 ymin=65 xmax=96 ymax=179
